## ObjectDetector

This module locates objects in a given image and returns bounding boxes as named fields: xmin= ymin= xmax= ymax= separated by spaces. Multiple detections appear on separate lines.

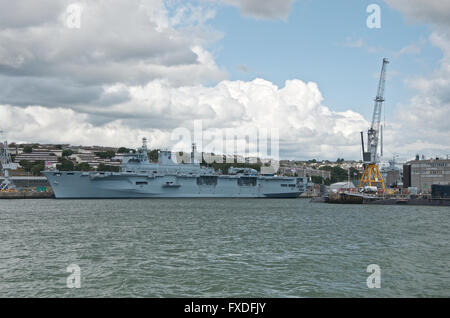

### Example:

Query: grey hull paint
xmin=43 ymin=171 xmax=301 ymax=199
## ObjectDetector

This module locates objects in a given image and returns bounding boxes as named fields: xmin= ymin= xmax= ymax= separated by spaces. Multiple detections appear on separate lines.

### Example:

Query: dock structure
xmin=0 ymin=176 xmax=49 ymax=188
xmin=324 ymin=190 xmax=450 ymax=206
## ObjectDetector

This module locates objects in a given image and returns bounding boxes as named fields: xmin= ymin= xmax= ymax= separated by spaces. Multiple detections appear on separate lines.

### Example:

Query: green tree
xmin=57 ymin=158 xmax=75 ymax=171
xmin=62 ymin=149 xmax=74 ymax=157
xmin=19 ymin=160 xmax=34 ymax=172
xmin=311 ymin=176 xmax=324 ymax=184
xmin=31 ymin=161 xmax=45 ymax=176
xmin=23 ymin=146 xmax=33 ymax=153
xmin=95 ymin=151 xmax=116 ymax=159
xmin=349 ymin=167 xmax=361 ymax=180
xmin=117 ymin=147 xmax=135 ymax=154
xmin=319 ymin=165 xmax=349 ymax=184
xmin=75 ymin=162 xmax=91 ymax=171
xmin=19 ymin=160 xmax=45 ymax=176
xmin=148 ymin=149 xmax=159 ymax=162
xmin=97 ymin=164 xmax=119 ymax=172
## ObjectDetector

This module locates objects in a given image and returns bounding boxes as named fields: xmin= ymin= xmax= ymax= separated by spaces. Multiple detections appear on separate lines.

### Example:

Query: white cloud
xmin=343 ymin=37 xmax=365 ymax=48
xmin=385 ymin=0 xmax=450 ymax=27
xmin=0 ymin=78 xmax=368 ymax=159
xmin=0 ymin=0 xmax=226 ymax=108
xmin=4 ymin=0 xmax=429 ymax=161
xmin=384 ymin=0 xmax=450 ymax=159
xmin=393 ymin=44 xmax=421 ymax=57
xmin=0 ymin=1 xmax=64 ymax=28
xmin=341 ymin=37 xmax=382 ymax=53
xmin=216 ymin=0 xmax=295 ymax=20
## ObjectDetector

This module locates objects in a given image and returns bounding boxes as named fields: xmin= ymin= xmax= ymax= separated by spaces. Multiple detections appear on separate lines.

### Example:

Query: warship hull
xmin=43 ymin=171 xmax=302 ymax=199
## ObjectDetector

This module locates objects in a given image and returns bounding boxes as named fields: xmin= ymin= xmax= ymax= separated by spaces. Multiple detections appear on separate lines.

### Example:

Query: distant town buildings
xmin=278 ymin=166 xmax=332 ymax=179
xmin=14 ymin=149 xmax=61 ymax=164
xmin=9 ymin=144 xmax=122 ymax=170
xmin=278 ymin=160 xmax=364 ymax=180
xmin=70 ymin=153 xmax=121 ymax=168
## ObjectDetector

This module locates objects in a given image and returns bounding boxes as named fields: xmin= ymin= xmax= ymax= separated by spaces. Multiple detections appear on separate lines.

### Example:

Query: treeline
xmin=19 ymin=160 xmax=45 ymax=176
xmin=94 ymin=151 xmax=115 ymax=159
xmin=18 ymin=159 xmax=120 ymax=175
xmin=310 ymin=166 xmax=361 ymax=185
xmin=57 ymin=158 xmax=119 ymax=172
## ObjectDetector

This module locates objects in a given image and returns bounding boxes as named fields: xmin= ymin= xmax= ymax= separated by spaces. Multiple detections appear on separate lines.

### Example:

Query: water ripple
xmin=0 ymin=199 xmax=448 ymax=297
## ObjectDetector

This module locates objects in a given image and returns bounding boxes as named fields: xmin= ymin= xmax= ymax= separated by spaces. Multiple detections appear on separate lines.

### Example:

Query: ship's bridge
xmin=120 ymin=140 xmax=215 ymax=175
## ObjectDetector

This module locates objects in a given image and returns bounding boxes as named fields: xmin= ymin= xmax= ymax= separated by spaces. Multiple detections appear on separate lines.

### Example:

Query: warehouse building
xmin=403 ymin=158 xmax=450 ymax=193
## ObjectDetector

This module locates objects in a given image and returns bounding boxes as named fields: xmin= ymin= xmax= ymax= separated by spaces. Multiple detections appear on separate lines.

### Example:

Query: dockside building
xmin=403 ymin=158 xmax=450 ymax=193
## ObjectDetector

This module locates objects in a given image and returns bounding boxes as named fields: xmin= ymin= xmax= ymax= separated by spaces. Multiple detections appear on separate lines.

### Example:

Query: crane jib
xmin=359 ymin=58 xmax=389 ymax=192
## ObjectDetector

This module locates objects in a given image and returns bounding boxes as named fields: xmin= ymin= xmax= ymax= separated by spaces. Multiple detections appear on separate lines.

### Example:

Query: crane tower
xmin=359 ymin=58 xmax=389 ymax=191
xmin=0 ymin=130 xmax=18 ymax=191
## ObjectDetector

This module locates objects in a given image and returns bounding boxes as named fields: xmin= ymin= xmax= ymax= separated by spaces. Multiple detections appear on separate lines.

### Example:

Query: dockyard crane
xmin=0 ymin=130 xmax=17 ymax=191
xmin=359 ymin=58 xmax=389 ymax=191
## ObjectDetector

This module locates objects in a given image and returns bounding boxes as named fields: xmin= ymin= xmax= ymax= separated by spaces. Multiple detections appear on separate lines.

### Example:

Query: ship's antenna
xmin=191 ymin=143 xmax=196 ymax=164
xmin=140 ymin=137 xmax=150 ymax=161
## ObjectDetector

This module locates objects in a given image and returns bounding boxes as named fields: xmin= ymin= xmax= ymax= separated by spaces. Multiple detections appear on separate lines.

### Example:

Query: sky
xmin=0 ymin=0 xmax=449 ymax=161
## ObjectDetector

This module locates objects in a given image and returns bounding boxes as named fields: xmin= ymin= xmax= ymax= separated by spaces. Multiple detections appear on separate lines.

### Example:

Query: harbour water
xmin=0 ymin=199 xmax=448 ymax=297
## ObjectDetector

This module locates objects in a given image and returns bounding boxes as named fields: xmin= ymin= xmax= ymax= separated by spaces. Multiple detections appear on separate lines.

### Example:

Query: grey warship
xmin=43 ymin=138 xmax=302 ymax=198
